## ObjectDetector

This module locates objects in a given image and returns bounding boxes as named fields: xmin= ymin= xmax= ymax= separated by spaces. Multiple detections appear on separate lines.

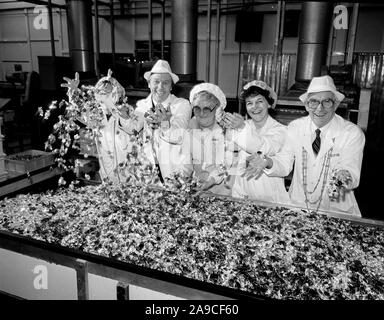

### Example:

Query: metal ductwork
xmin=66 ymin=0 xmax=95 ymax=76
xmin=171 ymin=0 xmax=198 ymax=82
xmin=295 ymin=2 xmax=332 ymax=83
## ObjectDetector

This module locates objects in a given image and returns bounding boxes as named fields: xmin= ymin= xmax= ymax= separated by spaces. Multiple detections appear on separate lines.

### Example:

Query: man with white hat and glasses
xmin=135 ymin=59 xmax=191 ymax=180
xmin=245 ymin=75 xmax=365 ymax=216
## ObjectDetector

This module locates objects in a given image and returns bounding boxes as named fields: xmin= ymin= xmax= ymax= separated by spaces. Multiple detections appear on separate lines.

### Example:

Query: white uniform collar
xmin=250 ymin=115 xmax=272 ymax=132
xmin=152 ymin=94 xmax=172 ymax=107
xmin=309 ymin=115 xmax=335 ymax=136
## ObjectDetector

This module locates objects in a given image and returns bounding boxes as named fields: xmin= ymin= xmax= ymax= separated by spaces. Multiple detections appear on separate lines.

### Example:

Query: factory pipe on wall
xmin=295 ymin=1 xmax=332 ymax=83
xmin=66 ymin=0 xmax=95 ymax=75
xmin=171 ymin=0 xmax=198 ymax=82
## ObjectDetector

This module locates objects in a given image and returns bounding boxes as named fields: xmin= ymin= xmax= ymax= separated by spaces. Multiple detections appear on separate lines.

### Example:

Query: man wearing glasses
xmin=246 ymin=75 xmax=365 ymax=216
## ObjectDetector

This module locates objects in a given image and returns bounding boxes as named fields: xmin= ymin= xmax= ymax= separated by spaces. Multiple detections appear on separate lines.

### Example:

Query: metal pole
xmin=271 ymin=1 xmax=281 ymax=92
xmin=66 ymin=0 xmax=95 ymax=74
xmin=295 ymin=2 xmax=332 ymax=82
xmin=94 ymin=0 xmax=100 ymax=77
xmin=110 ymin=0 xmax=115 ymax=70
xmin=275 ymin=1 xmax=285 ymax=95
xmin=148 ymin=0 xmax=153 ymax=60
xmin=119 ymin=0 xmax=124 ymax=15
xmin=161 ymin=0 xmax=165 ymax=59
xmin=171 ymin=0 xmax=198 ymax=82
xmin=24 ymin=9 xmax=34 ymax=70
xmin=326 ymin=17 xmax=334 ymax=67
xmin=206 ymin=0 xmax=212 ymax=82
xmin=47 ymin=0 xmax=56 ymax=58
xmin=346 ymin=3 xmax=359 ymax=65
xmin=214 ymin=0 xmax=221 ymax=85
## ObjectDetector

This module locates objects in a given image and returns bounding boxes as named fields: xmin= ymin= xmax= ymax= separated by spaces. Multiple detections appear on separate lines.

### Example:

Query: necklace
xmin=301 ymin=146 xmax=333 ymax=213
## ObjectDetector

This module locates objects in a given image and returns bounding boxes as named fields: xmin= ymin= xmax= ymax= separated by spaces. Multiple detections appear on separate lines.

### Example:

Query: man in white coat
xmin=245 ymin=75 xmax=365 ymax=216
xmin=135 ymin=60 xmax=191 ymax=180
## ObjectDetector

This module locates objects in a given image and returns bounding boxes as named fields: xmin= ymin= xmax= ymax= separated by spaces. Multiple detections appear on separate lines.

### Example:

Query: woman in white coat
xmin=134 ymin=60 xmax=191 ymax=180
xmin=180 ymin=83 xmax=234 ymax=196
xmin=229 ymin=80 xmax=290 ymax=204
xmin=62 ymin=70 xmax=139 ymax=183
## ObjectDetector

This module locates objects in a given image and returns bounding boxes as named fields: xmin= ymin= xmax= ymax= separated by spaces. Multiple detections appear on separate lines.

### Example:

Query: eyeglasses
xmin=307 ymin=98 xmax=335 ymax=109
xmin=193 ymin=105 xmax=216 ymax=117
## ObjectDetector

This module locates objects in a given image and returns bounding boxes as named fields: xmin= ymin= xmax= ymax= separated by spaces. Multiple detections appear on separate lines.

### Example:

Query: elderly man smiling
xmin=246 ymin=75 xmax=365 ymax=216
xmin=135 ymin=60 xmax=191 ymax=180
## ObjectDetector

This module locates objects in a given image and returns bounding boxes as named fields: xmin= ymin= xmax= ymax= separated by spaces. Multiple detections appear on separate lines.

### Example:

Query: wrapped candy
xmin=328 ymin=169 xmax=352 ymax=200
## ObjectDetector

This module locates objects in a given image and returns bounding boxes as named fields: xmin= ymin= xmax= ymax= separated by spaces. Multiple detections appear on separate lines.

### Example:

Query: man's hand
xmin=335 ymin=169 xmax=353 ymax=189
xmin=198 ymin=177 xmax=216 ymax=192
xmin=61 ymin=72 xmax=80 ymax=95
xmin=242 ymin=152 xmax=271 ymax=181
xmin=156 ymin=103 xmax=172 ymax=123
xmin=145 ymin=110 xmax=160 ymax=123
xmin=223 ymin=112 xmax=245 ymax=130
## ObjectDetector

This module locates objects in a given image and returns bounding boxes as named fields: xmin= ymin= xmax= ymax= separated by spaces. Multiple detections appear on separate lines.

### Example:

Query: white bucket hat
xmin=144 ymin=59 xmax=179 ymax=84
xmin=299 ymin=75 xmax=345 ymax=103
xmin=189 ymin=82 xmax=227 ymax=122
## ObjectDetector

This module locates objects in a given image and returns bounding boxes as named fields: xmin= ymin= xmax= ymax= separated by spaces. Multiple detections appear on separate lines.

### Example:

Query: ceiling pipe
xmin=275 ymin=0 xmax=285 ymax=95
xmin=214 ymin=0 xmax=221 ymax=85
xmin=160 ymin=0 xmax=165 ymax=59
xmin=171 ymin=0 xmax=198 ymax=82
xmin=206 ymin=0 xmax=212 ymax=82
xmin=295 ymin=1 xmax=332 ymax=84
xmin=94 ymin=0 xmax=100 ymax=77
xmin=346 ymin=3 xmax=359 ymax=65
xmin=148 ymin=0 xmax=153 ymax=60
xmin=110 ymin=0 xmax=115 ymax=70
xmin=66 ymin=0 xmax=95 ymax=76
xmin=271 ymin=1 xmax=282 ymax=92
xmin=47 ymin=0 xmax=56 ymax=58
xmin=326 ymin=13 xmax=334 ymax=68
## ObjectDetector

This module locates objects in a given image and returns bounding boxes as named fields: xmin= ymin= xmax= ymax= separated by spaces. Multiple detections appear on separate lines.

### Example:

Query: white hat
xmin=189 ymin=82 xmax=227 ymax=122
xmin=299 ymin=75 xmax=345 ymax=103
xmin=241 ymin=80 xmax=277 ymax=109
xmin=189 ymin=83 xmax=227 ymax=109
xmin=144 ymin=59 xmax=179 ymax=84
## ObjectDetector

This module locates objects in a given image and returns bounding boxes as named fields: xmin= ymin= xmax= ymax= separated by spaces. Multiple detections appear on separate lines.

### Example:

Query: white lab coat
xmin=92 ymin=113 xmax=136 ymax=183
xmin=135 ymin=94 xmax=192 ymax=178
xmin=265 ymin=114 xmax=365 ymax=216
xmin=231 ymin=116 xmax=290 ymax=204
xmin=180 ymin=118 xmax=234 ymax=196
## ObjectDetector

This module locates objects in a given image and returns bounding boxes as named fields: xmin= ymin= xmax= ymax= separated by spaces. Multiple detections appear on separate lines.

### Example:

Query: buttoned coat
xmin=265 ymin=114 xmax=365 ymax=216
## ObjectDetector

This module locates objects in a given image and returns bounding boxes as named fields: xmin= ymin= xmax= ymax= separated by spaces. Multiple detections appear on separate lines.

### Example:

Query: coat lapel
xmin=167 ymin=94 xmax=177 ymax=114
xmin=316 ymin=116 xmax=338 ymax=160
xmin=302 ymin=116 xmax=314 ymax=156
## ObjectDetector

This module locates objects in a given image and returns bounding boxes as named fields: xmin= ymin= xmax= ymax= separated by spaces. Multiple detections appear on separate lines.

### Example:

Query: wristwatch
xmin=257 ymin=151 xmax=271 ymax=169
xmin=256 ymin=151 xmax=266 ymax=160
